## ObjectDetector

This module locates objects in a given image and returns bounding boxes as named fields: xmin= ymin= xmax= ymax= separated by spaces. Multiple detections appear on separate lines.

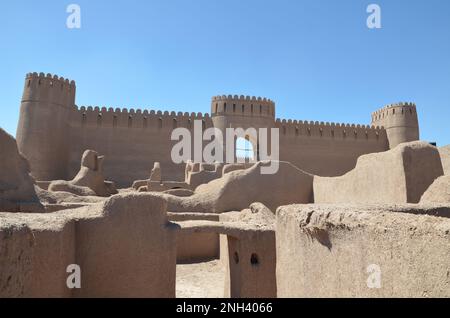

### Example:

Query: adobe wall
xmin=168 ymin=213 xmax=220 ymax=263
xmin=276 ymin=204 xmax=450 ymax=298
xmin=17 ymin=73 xmax=420 ymax=186
xmin=314 ymin=141 xmax=444 ymax=204
xmin=164 ymin=161 xmax=314 ymax=213
xmin=371 ymin=103 xmax=420 ymax=149
xmin=68 ymin=106 xmax=214 ymax=187
xmin=0 ymin=128 xmax=43 ymax=213
xmin=211 ymin=95 xmax=390 ymax=177
xmin=178 ymin=218 xmax=277 ymax=298
xmin=16 ymin=73 xmax=76 ymax=181
xmin=420 ymin=175 xmax=450 ymax=204
xmin=440 ymin=145 xmax=450 ymax=175
xmin=0 ymin=223 xmax=37 ymax=297
xmin=0 ymin=193 xmax=178 ymax=298
xmin=276 ymin=120 xmax=388 ymax=176
xmin=70 ymin=106 xmax=392 ymax=184
xmin=225 ymin=231 xmax=276 ymax=298
xmin=219 ymin=203 xmax=277 ymax=298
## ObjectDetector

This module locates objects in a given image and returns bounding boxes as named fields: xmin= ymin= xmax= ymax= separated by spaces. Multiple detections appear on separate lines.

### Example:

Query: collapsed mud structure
xmin=1 ymin=72 xmax=449 ymax=298
xmin=1 ymin=126 xmax=449 ymax=298
xmin=440 ymin=145 xmax=450 ymax=175
xmin=49 ymin=150 xmax=118 ymax=197
xmin=0 ymin=128 xmax=43 ymax=213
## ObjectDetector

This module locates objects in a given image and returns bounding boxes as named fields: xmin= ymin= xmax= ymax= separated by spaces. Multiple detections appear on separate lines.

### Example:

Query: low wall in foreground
xmin=169 ymin=213 xmax=220 ymax=263
xmin=179 ymin=219 xmax=277 ymax=298
xmin=0 ymin=193 xmax=178 ymax=298
xmin=276 ymin=204 xmax=450 ymax=298
xmin=314 ymin=142 xmax=444 ymax=204
xmin=440 ymin=146 xmax=450 ymax=175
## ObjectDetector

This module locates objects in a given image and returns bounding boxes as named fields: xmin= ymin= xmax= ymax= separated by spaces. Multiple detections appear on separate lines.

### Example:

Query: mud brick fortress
xmin=17 ymin=72 xmax=419 ymax=187
xmin=1 ymin=72 xmax=449 ymax=298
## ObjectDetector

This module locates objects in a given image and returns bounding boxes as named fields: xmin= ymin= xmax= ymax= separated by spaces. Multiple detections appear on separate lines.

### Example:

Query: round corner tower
xmin=16 ymin=72 xmax=76 ymax=180
xmin=210 ymin=95 xmax=276 ymax=160
xmin=371 ymin=102 xmax=420 ymax=149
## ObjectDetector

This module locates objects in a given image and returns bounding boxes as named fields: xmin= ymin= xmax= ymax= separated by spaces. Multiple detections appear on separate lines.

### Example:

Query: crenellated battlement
xmin=22 ymin=72 xmax=76 ymax=108
xmin=71 ymin=105 xmax=213 ymax=130
xmin=212 ymin=95 xmax=275 ymax=104
xmin=370 ymin=102 xmax=419 ymax=148
xmin=371 ymin=102 xmax=417 ymax=124
xmin=275 ymin=118 xmax=384 ymax=140
xmin=211 ymin=95 xmax=275 ymax=118
xmin=26 ymin=72 xmax=76 ymax=87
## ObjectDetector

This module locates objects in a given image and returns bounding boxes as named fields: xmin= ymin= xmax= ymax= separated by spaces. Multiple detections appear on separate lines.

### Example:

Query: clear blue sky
xmin=1 ymin=0 xmax=449 ymax=145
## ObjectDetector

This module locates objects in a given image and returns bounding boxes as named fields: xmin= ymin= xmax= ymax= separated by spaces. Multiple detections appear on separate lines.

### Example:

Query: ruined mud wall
xmin=440 ymin=145 xmax=450 ymax=175
xmin=0 ymin=193 xmax=177 ymax=298
xmin=276 ymin=120 xmax=388 ymax=176
xmin=68 ymin=106 xmax=214 ymax=187
xmin=0 ymin=128 xmax=42 ymax=212
xmin=168 ymin=213 xmax=220 ymax=263
xmin=276 ymin=204 xmax=450 ymax=298
xmin=314 ymin=142 xmax=444 ymax=204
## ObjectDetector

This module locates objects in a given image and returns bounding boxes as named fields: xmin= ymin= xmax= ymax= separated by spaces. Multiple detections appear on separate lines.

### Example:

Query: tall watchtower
xmin=371 ymin=102 xmax=420 ymax=149
xmin=16 ymin=73 xmax=76 ymax=180
xmin=211 ymin=95 xmax=276 ymax=160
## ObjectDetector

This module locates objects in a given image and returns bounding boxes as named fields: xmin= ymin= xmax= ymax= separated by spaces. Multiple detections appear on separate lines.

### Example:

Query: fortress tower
xmin=371 ymin=102 xmax=420 ymax=149
xmin=16 ymin=73 xmax=76 ymax=180
xmin=211 ymin=95 xmax=276 ymax=160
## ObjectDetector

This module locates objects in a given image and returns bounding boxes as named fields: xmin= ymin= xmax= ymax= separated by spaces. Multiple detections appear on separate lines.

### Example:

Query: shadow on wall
xmin=314 ymin=141 xmax=444 ymax=204
xmin=276 ymin=204 xmax=450 ymax=298
xmin=0 ymin=128 xmax=43 ymax=213
xmin=0 ymin=193 xmax=178 ymax=297
xmin=1 ymin=194 xmax=278 ymax=298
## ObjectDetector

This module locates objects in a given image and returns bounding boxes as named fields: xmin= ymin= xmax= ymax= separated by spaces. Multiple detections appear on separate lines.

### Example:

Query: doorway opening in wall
xmin=176 ymin=233 xmax=227 ymax=298
xmin=235 ymin=137 xmax=256 ymax=162
xmin=176 ymin=257 xmax=225 ymax=298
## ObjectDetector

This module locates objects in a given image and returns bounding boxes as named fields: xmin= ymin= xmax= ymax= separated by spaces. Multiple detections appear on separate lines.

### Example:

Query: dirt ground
xmin=176 ymin=260 xmax=226 ymax=298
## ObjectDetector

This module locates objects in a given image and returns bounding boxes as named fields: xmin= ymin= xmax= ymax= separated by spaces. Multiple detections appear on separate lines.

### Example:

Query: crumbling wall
xmin=220 ymin=203 xmax=276 ymax=298
xmin=420 ymin=175 xmax=450 ymax=204
xmin=440 ymin=145 xmax=450 ymax=175
xmin=49 ymin=150 xmax=118 ymax=197
xmin=178 ymin=206 xmax=277 ymax=299
xmin=168 ymin=213 xmax=220 ymax=263
xmin=225 ymin=231 xmax=276 ymax=298
xmin=0 ymin=223 xmax=34 ymax=297
xmin=0 ymin=193 xmax=177 ymax=298
xmin=74 ymin=194 xmax=177 ymax=297
xmin=24 ymin=219 xmax=76 ymax=297
xmin=276 ymin=204 xmax=450 ymax=298
xmin=68 ymin=107 xmax=214 ymax=187
xmin=277 ymin=120 xmax=388 ymax=177
xmin=314 ymin=141 xmax=444 ymax=204
xmin=0 ymin=128 xmax=43 ymax=212
xmin=0 ymin=211 xmax=76 ymax=297
xmin=165 ymin=161 xmax=314 ymax=213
